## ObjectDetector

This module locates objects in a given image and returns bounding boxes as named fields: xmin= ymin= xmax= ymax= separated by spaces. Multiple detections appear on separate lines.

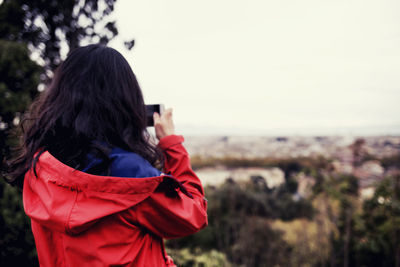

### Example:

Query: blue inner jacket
xmin=82 ymin=147 xmax=161 ymax=178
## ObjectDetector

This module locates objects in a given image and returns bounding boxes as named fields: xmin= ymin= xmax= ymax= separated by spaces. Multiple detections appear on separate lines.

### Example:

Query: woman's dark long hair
xmin=5 ymin=44 xmax=162 ymax=187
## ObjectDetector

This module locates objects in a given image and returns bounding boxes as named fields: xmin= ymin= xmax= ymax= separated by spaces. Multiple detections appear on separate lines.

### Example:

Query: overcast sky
xmin=108 ymin=0 xmax=400 ymax=136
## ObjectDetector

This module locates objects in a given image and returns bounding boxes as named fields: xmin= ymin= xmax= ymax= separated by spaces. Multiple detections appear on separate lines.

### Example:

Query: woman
xmin=6 ymin=44 xmax=208 ymax=266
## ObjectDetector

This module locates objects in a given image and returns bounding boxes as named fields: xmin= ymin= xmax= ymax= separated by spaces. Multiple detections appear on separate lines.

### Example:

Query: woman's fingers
xmin=164 ymin=108 xmax=172 ymax=118
xmin=153 ymin=112 xmax=161 ymax=124
xmin=153 ymin=108 xmax=175 ymax=140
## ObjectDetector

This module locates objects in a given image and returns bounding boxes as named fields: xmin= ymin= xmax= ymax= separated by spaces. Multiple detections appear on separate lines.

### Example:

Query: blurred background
xmin=0 ymin=0 xmax=399 ymax=266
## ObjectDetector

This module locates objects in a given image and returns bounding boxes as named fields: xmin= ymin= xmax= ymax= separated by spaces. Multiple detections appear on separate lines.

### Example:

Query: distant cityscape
xmin=184 ymin=135 xmax=400 ymax=199
xmin=184 ymin=135 xmax=400 ymax=159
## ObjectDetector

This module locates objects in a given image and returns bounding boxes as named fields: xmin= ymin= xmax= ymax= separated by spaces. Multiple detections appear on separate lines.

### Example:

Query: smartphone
xmin=145 ymin=104 xmax=164 ymax=127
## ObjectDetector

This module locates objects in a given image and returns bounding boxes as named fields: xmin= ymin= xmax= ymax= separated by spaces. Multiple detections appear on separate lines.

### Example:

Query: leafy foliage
xmin=354 ymin=175 xmax=400 ymax=266
xmin=0 ymin=179 xmax=37 ymax=266
xmin=166 ymin=248 xmax=232 ymax=267
xmin=168 ymin=174 xmax=313 ymax=266
xmin=0 ymin=0 xmax=133 ymax=78
xmin=0 ymin=40 xmax=41 ymax=164
xmin=170 ymin=145 xmax=400 ymax=266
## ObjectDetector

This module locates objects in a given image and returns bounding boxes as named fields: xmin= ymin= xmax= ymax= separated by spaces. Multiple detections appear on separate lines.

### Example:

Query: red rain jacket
xmin=23 ymin=135 xmax=208 ymax=267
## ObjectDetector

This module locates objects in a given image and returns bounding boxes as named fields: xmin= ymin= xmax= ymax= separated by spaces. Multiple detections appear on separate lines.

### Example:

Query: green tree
xmin=0 ymin=0 xmax=134 ymax=78
xmin=168 ymin=176 xmax=313 ymax=266
xmin=313 ymin=173 xmax=359 ymax=267
xmin=0 ymin=41 xmax=41 ymax=266
xmin=0 ymin=40 xmax=41 ymax=165
xmin=354 ymin=175 xmax=400 ymax=267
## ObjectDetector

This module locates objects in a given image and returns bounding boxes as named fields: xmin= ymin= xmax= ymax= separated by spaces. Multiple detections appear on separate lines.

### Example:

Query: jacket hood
xmin=23 ymin=151 xmax=182 ymax=235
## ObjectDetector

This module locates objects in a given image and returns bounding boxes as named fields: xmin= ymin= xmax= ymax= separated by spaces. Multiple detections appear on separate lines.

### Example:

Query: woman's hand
xmin=153 ymin=108 xmax=175 ymax=140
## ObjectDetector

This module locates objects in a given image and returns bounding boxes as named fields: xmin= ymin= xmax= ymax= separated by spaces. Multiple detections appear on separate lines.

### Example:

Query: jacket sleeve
xmin=132 ymin=135 xmax=208 ymax=239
